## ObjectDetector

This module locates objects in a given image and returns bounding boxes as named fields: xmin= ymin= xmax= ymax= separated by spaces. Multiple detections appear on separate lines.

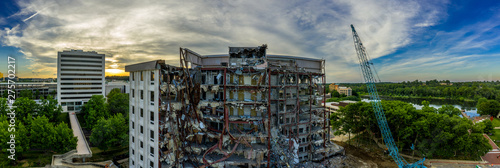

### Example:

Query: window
xmin=141 ymin=72 xmax=143 ymax=81
xmin=141 ymin=109 xmax=143 ymax=117
xmin=132 ymin=89 xmax=134 ymax=97
xmin=132 ymin=106 xmax=135 ymax=114
xmin=140 ymin=141 xmax=143 ymax=148
xmin=299 ymin=128 xmax=303 ymax=133
xmin=132 ymin=160 xmax=134 ymax=165
xmin=150 ymin=161 xmax=154 ymax=168
xmin=213 ymin=76 xmax=218 ymax=85
xmin=150 ymin=147 xmax=154 ymax=155
xmin=140 ymin=154 xmax=143 ymax=161
xmin=140 ymin=125 xmax=143 ymax=134
xmin=132 ymin=73 xmax=134 ymax=81
xmin=202 ymin=75 xmax=206 ymax=84
xmin=132 ymin=149 xmax=134 ymax=155
xmin=150 ymin=130 xmax=154 ymax=139
xmin=132 ymin=136 xmax=134 ymax=143
xmin=141 ymin=90 xmax=144 ymax=99
xmin=151 ymin=71 xmax=154 ymax=81
xmin=150 ymin=91 xmax=154 ymax=102
xmin=286 ymin=118 xmax=289 ymax=123
xmin=132 ymin=122 xmax=134 ymax=129
xmin=150 ymin=111 xmax=154 ymax=122
xmin=299 ymin=147 xmax=304 ymax=152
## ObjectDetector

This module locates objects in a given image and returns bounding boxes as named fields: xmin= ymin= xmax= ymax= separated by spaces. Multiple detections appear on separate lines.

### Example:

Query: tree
xmin=0 ymin=98 xmax=8 ymax=115
xmin=13 ymin=97 xmax=38 ymax=123
xmin=29 ymin=116 xmax=76 ymax=152
xmin=90 ymin=113 xmax=128 ymax=151
xmin=438 ymin=105 xmax=461 ymax=117
xmin=0 ymin=115 xmax=29 ymax=165
xmin=29 ymin=116 xmax=54 ymax=149
xmin=331 ymin=90 xmax=340 ymax=98
xmin=82 ymin=95 xmax=108 ymax=129
xmin=477 ymin=100 xmax=500 ymax=117
xmin=107 ymin=88 xmax=129 ymax=116
xmin=19 ymin=90 xmax=33 ymax=99
xmin=38 ymin=95 xmax=62 ymax=122
xmin=35 ymin=89 xmax=40 ymax=99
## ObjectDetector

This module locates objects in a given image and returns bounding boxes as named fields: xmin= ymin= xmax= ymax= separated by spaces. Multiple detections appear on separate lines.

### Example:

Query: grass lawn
xmin=17 ymin=150 xmax=59 ymax=167
xmin=491 ymin=118 xmax=500 ymax=128
xmin=490 ymin=129 xmax=500 ymax=147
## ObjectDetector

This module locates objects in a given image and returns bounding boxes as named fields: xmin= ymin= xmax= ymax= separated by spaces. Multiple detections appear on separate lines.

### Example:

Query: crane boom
xmin=350 ymin=24 xmax=426 ymax=168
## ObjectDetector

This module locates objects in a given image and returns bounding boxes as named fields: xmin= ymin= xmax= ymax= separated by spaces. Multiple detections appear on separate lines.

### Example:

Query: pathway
xmin=69 ymin=112 xmax=92 ymax=155
xmin=481 ymin=134 xmax=500 ymax=164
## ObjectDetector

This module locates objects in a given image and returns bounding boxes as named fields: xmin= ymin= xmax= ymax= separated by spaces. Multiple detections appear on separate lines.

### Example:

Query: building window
xmin=151 ymin=71 xmax=154 ymax=81
xmin=150 ymin=161 xmax=154 ymax=168
xmin=132 ymin=160 xmax=134 ymax=165
xmin=150 ymin=146 xmax=154 ymax=155
xmin=140 ymin=125 xmax=143 ymax=134
xmin=150 ymin=91 xmax=154 ymax=102
xmin=150 ymin=130 xmax=154 ymax=140
xmin=141 ymin=90 xmax=144 ymax=99
xmin=132 ymin=136 xmax=134 ymax=143
xmin=132 ymin=122 xmax=134 ymax=129
xmin=299 ymin=128 xmax=303 ymax=133
xmin=132 ymin=149 xmax=134 ymax=155
xmin=132 ymin=73 xmax=134 ymax=81
xmin=140 ymin=154 xmax=143 ymax=161
xmin=132 ymin=89 xmax=134 ymax=97
xmin=140 ymin=141 xmax=143 ymax=148
xmin=141 ymin=72 xmax=143 ymax=81
xmin=150 ymin=111 xmax=154 ymax=122
xmin=141 ymin=108 xmax=143 ymax=117
xmin=132 ymin=106 xmax=135 ymax=114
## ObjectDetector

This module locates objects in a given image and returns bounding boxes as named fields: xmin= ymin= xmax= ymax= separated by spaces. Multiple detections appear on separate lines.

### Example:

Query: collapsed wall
xmin=158 ymin=45 xmax=344 ymax=168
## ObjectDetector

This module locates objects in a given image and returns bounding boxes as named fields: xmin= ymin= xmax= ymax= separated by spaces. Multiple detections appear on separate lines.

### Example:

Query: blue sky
xmin=0 ymin=0 xmax=499 ymax=82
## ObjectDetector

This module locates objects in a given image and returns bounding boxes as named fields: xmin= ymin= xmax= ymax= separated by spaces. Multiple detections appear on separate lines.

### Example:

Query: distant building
xmin=337 ymin=86 xmax=352 ymax=96
xmin=0 ymin=82 xmax=57 ymax=99
xmin=329 ymin=83 xmax=339 ymax=92
xmin=105 ymin=81 xmax=129 ymax=96
xmin=57 ymin=50 xmax=105 ymax=112
xmin=0 ymin=72 xmax=3 ymax=81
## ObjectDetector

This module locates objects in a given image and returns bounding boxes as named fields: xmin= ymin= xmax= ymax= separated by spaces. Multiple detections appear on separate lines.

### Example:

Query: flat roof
xmin=125 ymin=60 xmax=165 ymax=72
xmin=203 ymin=54 xmax=323 ymax=62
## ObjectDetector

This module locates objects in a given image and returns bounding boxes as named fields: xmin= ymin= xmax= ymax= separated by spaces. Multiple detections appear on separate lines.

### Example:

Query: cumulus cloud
xmin=0 ymin=0 xmax=448 ymax=82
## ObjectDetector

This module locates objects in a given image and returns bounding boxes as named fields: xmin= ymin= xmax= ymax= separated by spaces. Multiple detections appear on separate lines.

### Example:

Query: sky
xmin=0 ymin=0 xmax=499 ymax=83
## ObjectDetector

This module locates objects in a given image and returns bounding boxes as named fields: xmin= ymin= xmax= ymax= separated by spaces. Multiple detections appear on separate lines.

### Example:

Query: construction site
xmin=126 ymin=44 xmax=345 ymax=168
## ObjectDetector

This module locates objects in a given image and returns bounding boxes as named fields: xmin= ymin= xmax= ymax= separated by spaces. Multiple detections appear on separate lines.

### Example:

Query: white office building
xmin=125 ymin=60 xmax=162 ymax=168
xmin=57 ymin=50 xmax=105 ymax=112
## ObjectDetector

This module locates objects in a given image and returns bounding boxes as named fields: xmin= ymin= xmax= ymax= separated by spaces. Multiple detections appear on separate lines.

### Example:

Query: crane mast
xmin=350 ymin=24 xmax=426 ymax=168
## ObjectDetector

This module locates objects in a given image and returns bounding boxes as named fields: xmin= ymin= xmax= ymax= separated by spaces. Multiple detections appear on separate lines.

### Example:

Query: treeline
xmin=331 ymin=100 xmax=492 ymax=160
xmin=0 ymin=95 xmax=76 ymax=166
xmin=341 ymin=80 xmax=500 ymax=101
xmin=105 ymin=75 xmax=129 ymax=81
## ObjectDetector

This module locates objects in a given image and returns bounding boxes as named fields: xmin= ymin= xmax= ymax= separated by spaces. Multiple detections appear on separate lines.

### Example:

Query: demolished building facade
xmin=126 ymin=45 xmax=344 ymax=168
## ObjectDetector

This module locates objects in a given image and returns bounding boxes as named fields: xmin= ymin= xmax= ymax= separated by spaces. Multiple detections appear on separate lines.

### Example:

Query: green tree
xmin=19 ymin=90 xmax=33 ymax=99
xmin=38 ymin=95 xmax=62 ymax=122
xmin=438 ymin=105 xmax=461 ymax=117
xmin=107 ymin=88 xmax=129 ymax=116
xmin=30 ymin=116 xmax=54 ymax=149
xmin=0 ymin=98 xmax=8 ymax=115
xmin=331 ymin=90 xmax=340 ymax=98
xmin=90 ymin=113 xmax=128 ymax=151
xmin=29 ymin=116 xmax=76 ymax=152
xmin=477 ymin=100 xmax=500 ymax=117
xmin=35 ymin=89 xmax=40 ymax=99
xmin=82 ymin=95 xmax=108 ymax=129
xmin=13 ymin=97 xmax=38 ymax=123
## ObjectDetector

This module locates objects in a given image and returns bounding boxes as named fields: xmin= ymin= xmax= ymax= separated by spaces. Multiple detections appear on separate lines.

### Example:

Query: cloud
xmin=0 ymin=0 xmax=449 ymax=82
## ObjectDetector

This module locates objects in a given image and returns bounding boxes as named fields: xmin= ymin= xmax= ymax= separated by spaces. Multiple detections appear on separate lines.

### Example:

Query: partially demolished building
xmin=125 ymin=45 xmax=344 ymax=168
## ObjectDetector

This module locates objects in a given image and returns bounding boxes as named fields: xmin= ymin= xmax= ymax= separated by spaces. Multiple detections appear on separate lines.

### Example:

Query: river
xmin=361 ymin=97 xmax=480 ymax=118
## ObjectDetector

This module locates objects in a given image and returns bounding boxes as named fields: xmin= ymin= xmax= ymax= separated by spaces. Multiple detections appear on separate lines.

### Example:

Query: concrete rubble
xmin=157 ymin=45 xmax=345 ymax=167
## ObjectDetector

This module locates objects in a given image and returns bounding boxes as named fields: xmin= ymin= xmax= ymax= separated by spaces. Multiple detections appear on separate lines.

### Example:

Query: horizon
xmin=1 ymin=0 xmax=500 ymax=82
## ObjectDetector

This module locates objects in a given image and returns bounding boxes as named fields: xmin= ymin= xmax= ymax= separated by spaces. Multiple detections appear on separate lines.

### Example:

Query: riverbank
xmin=361 ymin=94 xmax=478 ymax=109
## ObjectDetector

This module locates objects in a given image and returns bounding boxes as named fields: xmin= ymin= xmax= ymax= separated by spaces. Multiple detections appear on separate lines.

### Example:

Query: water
xmin=361 ymin=97 xmax=480 ymax=118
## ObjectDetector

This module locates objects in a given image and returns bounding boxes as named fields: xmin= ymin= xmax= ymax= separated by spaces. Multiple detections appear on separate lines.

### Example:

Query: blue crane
xmin=350 ymin=24 xmax=426 ymax=168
